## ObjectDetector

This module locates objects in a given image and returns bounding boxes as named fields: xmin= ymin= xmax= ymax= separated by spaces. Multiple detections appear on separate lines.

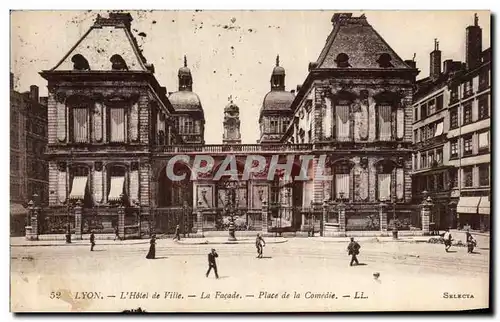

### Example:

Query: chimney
xmin=30 ymin=85 xmax=39 ymax=102
xmin=430 ymin=39 xmax=441 ymax=80
xmin=10 ymin=72 xmax=14 ymax=90
xmin=466 ymin=13 xmax=482 ymax=70
xmin=404 ymin=60 xmax=416 ymax=69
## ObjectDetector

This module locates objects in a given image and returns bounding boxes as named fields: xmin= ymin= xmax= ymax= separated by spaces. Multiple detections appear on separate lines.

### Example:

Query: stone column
xmin=196 ymin=200 xmax=204 ymax=237
xmin=118 ymin=205 xmax=125 ymax=240
xmin=338 ymin=202 xmax=346 ymax=235
xmin=421 ymin=196 xmax=433 ymax=235
xmin=322 ymin=198 xmax=328 ymax=237
xmin=74 ymin=201 xmax=82 ymax=240
xmin=261 ymin=200 xmax=268 ymax=234
xmin=379 ymin=202 xmax=388 ymax=233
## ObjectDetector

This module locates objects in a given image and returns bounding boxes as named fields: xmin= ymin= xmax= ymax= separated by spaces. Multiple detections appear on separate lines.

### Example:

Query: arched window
xmin=377 ymin=53 xmax=394 ymax=68
xmin=333 ymin=161 xmax=353 ymax=201
xmin=107 ymin=165 xmax=127 ymax=205
xmin=110 ymin=54 xmax=128 ymax=71
xmin=376 ymin=161 xmax=395 ymax=201
xmin=335 ymin=53 xmax=350 ymax=68
xmin=71 ymin=54 xmax=90 ymax=71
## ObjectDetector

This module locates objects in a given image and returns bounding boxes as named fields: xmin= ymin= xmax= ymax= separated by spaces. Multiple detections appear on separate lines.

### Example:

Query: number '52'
xmin=50 ymin=292 xmax=61 ymax=299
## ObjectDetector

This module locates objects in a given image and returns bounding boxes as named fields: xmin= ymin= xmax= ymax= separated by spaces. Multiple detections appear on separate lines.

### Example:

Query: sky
xmin=10 ymin=10 xmax=491 ymax=144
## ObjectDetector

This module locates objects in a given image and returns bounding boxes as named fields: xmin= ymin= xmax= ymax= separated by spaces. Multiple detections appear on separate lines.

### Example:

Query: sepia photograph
xmin=9 ymin=9 xmax=491 ymax=313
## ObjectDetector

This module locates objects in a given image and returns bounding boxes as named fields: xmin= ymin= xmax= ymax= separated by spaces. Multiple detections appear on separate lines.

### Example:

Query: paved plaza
xmin=11 ymin=235 xmax=489 ymax=312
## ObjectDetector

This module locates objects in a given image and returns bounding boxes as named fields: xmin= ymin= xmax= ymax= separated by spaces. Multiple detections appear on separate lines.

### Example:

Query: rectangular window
xmin=436 ymin=148 xmax=443 ymax=165
xmin=420 ymin=102 xmax=428 ymax=119
xmin=377 ymin=173 xmax=391 ymax=201
xmin=479 ymin=164 xmax=490 ymax=186
xmin=420 ymin=154 xmax=427 ymax=168
xmin=414 ymin=106 xmax=419 ymax=122
xmin=450 ymin=139 xmax=458 ymax=158
xmin=463 ymin=135 xmax=473 ymax=156
xmin=336 ymin=105 xmax=351 ymax=141
xmin=414 ymin=129 xmax=419 ymax=143
xmin=450 ymin=168 xmax=458 ymax=188
xmin=436 ymin=173 xmax=444 ymax=190
xmin=282 ymin=120 xmax=290 ymax=133
xmin=73 ymin=107 xmax=89 ymax=143
xmin=478 ymin=131 xmax=489 ymax=152
xmin=427 ymin=99 xmax=436 ymax=115
xmin=450 ymin=86 xmax=459 ymax=103
xmin=110 ymin=107 xmax=125 ymax=142
xmin=450 ymin=107 xmax=458 ymax=129
xmin=270 ymin=120 xmax=278 ymax=133
xmin=463 ymin=80 xmax=473 ymax=98
xmin=478 ymin=97 xmax=489 ymax=120
xmin=427 ymin=151 xmax=434 ymax=167
xmin=463 ymin=103 xmax=472 ymax=125
xmin=436 ymin=95 xmax=444 ymax=111
xmin=479 ymin=69 xmax=489 ymax=90
xmin=463 ymin=166 xmax=473 ymax=187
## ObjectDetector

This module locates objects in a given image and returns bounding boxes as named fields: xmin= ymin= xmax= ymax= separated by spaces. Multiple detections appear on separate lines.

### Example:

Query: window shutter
xmin=335 ymin=174 xmax=350 ymax=199
xmin=479 ymin=132 xmax=489 ymax=148
xmin=73 ymin=108 xmax=88 ymax=143
xmin=129 ymin=102 xmax=139 ymax=141
xmin=129 ymin=169 xmax=139 ymax=203
xmin=110 ymin=108 xmax=125 ymax=142
xmin=396 ymin=108 xmax=405 ymax=139
xmin=93 ymin=169 xmax=103 ymax=204
xmin=57 ymin=101 xmax=66 ymax=142
xmin=93 ymin=102 xmax=103 ymax=142
xmin=58 ymin=169 xmax=67 ymax=203
xmin=396 ymin=168 xmax=404 ymax=200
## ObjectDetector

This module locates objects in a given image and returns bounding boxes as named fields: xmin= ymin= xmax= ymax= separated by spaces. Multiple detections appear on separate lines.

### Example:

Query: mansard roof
xmin=49 ymin=13 xmax=150 ymax=72
xmin=315 ymin=13 xmax=412 ymax=70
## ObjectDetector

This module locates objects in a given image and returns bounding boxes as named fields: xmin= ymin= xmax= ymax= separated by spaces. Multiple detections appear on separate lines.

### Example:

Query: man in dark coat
xmin=173 ymin=224 xmax=181 ymax=241
xmin=206 ymin=248 xmax=219 ymax=279
xmin=90 ymin=232 xmax=95 ymax=251
xmin=347 ymin=237 xmax=360 ymax=266
xmin=256 ymin=233 xmax=266 ymax=258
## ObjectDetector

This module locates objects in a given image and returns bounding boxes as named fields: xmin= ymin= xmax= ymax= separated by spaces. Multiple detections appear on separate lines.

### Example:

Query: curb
xmin=10 ymin=241 xmax=150 ymax=248
xmin=175 ymin=239 xmax=289 ymax=245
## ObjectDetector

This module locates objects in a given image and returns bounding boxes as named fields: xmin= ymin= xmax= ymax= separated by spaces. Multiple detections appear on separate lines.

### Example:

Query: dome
xmin=272 ymin=65 xmax=285 ymax=75
xmin=178 ymin=66 xmax=191 ymax=77
xmin=261 ymin=90 xmax=294 ymax=113
xmin=169 ymin=91 xmax=203 ymax=111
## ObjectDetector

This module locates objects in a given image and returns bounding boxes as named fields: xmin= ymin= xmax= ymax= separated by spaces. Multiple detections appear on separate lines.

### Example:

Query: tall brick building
xmin=35 ymin=12 xmax=423 ymax=239
xmin=412 ymin=14 xmax=491 ymax=231
xmin=10 ymin=74 xmax=48 ymax=235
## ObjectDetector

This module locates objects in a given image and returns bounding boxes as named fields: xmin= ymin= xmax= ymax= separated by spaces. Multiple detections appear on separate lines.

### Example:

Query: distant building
xmin=10 ymin=73 xmax=48 ymax=235
xmin=412 ymin=14 xmax=490 ymax=231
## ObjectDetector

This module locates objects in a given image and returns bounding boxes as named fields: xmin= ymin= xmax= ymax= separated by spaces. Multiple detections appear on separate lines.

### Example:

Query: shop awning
xmin=478 ymin=197 xmax=490 ymax=215
xmin=108 ymin=176 xmax=125 ymax=201
xmin=456 ymin=197 xmax=480 ymax=214
xmin=69 ymin=176 xmax=88 ymax=200
xmin=10 ymin=203 xmax=27 ymax=215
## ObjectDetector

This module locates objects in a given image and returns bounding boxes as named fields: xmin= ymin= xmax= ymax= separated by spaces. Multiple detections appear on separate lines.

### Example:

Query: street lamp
xmin=222 ymin=180 xmax=238 ymax=241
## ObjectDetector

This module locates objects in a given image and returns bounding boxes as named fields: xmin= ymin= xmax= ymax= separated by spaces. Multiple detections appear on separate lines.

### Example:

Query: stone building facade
xmin=412 ymin=14 xmax=491 ymax=231
xmin=10 ymin=75 xmax=48 ymax=236
xmin=34 ymin=12 xmax=426 ymax=239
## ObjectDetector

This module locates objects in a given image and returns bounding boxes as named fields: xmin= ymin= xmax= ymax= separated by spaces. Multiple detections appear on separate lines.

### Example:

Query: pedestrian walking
xmin=206 ymin=248 xmax=219 ymax=279
xmin=256 ymin=233 xmax=266 ymax=258
xmin=466 ymin=230 xmax=476 ymax=254
xmin=443 ymin=228 xmax=452 ymax=252
xmin=114 ymin=226 xmax=119 ymax=241
xmin=173 ymin=224 xmax=181 ymax=241
xmin=347 ymin=237 xmax=360 ymax=266
xmin=90 ymin=232 xmax=95 ymax=251
xmin=146 ymin=235 xmax=156 ymax=259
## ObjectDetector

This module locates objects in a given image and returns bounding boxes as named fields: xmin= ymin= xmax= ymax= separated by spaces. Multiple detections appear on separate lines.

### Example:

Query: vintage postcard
xmin=10 ymin=10 xmax=491 ymax=312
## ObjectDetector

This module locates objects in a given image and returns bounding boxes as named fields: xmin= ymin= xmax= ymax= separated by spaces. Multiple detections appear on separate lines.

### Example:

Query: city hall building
xmin=33 ymin=12 xmax=424 ymax=239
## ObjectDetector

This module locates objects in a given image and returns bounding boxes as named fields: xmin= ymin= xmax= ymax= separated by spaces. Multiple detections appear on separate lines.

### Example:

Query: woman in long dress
xmin=146 ymin=235 xmax=156 ymax=259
